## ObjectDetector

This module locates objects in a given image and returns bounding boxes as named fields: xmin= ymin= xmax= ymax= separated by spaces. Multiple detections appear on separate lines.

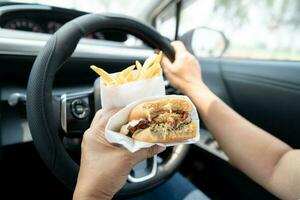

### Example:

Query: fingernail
xmin=157 ymin=146 xmax=166 ymax=154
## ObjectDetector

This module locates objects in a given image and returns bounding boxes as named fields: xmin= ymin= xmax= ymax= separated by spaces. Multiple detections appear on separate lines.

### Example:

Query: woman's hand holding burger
xmin=73 ymin=109 xmax=165 ymax=200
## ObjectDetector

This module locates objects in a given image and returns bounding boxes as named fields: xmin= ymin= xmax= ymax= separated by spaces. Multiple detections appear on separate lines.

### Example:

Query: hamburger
xmin=119 ymin=98 xmax=196 ymax=143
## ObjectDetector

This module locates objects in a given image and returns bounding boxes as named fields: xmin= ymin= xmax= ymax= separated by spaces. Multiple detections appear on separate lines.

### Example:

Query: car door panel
xmin=220 ymin=59 xmax=300 ymax=148
xmin=197 ymin=57 xmax=300 ymax=149
xmin=199 ymin=58 xmax=232 ymax=106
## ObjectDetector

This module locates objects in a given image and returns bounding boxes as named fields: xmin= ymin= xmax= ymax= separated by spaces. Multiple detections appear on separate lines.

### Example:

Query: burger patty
xmin=127 ymin=120 xmax=151 ymax=137
xmin=127 ymin=111 xmax=191 ymax=136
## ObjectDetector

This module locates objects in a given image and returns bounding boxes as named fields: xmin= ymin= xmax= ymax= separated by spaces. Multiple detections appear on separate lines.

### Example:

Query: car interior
xmin=1 ymin=0 xmax=299 ymax=199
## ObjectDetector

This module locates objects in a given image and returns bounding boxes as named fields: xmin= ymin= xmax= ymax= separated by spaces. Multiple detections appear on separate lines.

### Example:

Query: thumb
xmin=132 ymin=145 xmax=166 ymax=163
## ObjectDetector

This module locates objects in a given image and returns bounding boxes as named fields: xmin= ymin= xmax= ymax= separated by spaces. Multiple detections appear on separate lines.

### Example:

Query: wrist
xmin=73 ymin=186 xmax=113 ymax=200
xmin=183 ymin=83 xmax=218 ymax=115
xmin=73 ymin=173 xmax=115 ymax=200
xmin=184 ymin=83 xmax=211 ymax=98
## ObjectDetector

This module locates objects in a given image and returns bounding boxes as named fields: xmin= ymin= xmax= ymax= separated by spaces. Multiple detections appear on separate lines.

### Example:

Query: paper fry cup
xmin=100 ymin=72 xmax=165 ymax=109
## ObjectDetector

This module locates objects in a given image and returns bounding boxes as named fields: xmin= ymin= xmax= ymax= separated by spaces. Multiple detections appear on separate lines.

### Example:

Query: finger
xmin=132 ymin=145 xmax=166 ymax=163
xmin=161 ymin=54 xmax=173 ymax=71
xmin=90 ymin=109 xmax=119 ymax=130
xmin=171 ymin=41 xmax=188 ymax=61
xmin=154 ymin=49 xmax=160 ymax=54
xmin=171 ymin=41 xmax=186 ymax=53
xmin=90 ymin=109 xmax=103 ymax=128
xmin=95 ymin=109 xmax=119 ymax=128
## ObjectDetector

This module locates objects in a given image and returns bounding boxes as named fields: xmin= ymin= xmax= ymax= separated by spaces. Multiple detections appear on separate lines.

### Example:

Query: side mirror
xmin=180 ymin=27 xmax=229 ymax=57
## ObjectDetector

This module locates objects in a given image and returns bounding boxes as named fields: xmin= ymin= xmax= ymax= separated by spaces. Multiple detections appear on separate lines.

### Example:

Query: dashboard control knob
xmin=71 ymin=99 xmax=90 ymax=119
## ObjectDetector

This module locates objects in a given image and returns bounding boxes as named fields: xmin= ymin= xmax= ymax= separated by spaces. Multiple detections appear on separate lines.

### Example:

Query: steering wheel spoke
xmin=128 ymin=155 xmax=158 ymax=183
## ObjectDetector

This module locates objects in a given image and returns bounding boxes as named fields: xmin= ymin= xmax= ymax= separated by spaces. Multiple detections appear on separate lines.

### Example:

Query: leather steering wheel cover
xmin=26 ymin=13 xmax=182 ymax=193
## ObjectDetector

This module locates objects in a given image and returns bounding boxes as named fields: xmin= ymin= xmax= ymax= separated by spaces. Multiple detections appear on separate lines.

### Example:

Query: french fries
xmin=90 ymin=51 xmax=163 ymax=86
xmin=90 ymin=65 xmax=116 ymax=85
xmin=135 ymin=60 xmax=142 ymax=79
xmin=142 ymin=54 xmax=156 ymax=69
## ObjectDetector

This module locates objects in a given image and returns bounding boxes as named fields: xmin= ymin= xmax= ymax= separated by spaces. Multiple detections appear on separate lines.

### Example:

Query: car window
xmin=3 ymin=0 xmax=155 ymax=17
xmin=154 ymin=2 xmax=176 ymax=40
xmin=179 ymin=0 xmax=300 ymax=61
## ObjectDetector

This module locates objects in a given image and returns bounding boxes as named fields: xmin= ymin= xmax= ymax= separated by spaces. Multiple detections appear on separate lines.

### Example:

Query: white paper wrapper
xmin=100 ymin=72 xmax=165 ymax=109
xmin=105 ymin=95 xmax=200 ymax=152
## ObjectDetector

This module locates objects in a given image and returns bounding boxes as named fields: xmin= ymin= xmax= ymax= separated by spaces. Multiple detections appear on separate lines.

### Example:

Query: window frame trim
xmin=152 ymin=0 xmax=182 ymax=40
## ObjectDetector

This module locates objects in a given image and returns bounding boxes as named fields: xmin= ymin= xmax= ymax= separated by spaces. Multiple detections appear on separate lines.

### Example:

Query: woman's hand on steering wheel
xmin=162 ymin=41 xmax=205 ymax=96
xmin=73 ymin=109 xmax=166 ymax=200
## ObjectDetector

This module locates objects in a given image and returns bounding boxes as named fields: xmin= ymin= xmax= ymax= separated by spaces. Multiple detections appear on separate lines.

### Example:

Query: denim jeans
xmin=130 ymin=173 xmax=210 ymax=200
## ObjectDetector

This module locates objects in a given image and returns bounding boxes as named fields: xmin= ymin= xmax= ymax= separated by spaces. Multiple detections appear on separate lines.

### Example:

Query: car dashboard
xmin=0 ymin=3 xmax=128 ymax=42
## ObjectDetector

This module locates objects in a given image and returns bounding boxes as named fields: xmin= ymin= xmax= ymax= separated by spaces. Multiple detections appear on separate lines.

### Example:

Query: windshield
xmin=3 ymin=0 xmax=158 ymax=21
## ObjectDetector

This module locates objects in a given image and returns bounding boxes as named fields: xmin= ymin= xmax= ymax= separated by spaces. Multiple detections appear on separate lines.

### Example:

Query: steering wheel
xmin=26 ymin=14 xmax=190 ymax=197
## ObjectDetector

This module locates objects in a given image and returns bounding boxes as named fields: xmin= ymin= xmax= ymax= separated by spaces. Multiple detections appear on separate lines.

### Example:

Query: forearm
xmin=187 ymin=85 xmax=292 ymax=187
xmin=162 ymin=40 xmax=298 ymax=199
